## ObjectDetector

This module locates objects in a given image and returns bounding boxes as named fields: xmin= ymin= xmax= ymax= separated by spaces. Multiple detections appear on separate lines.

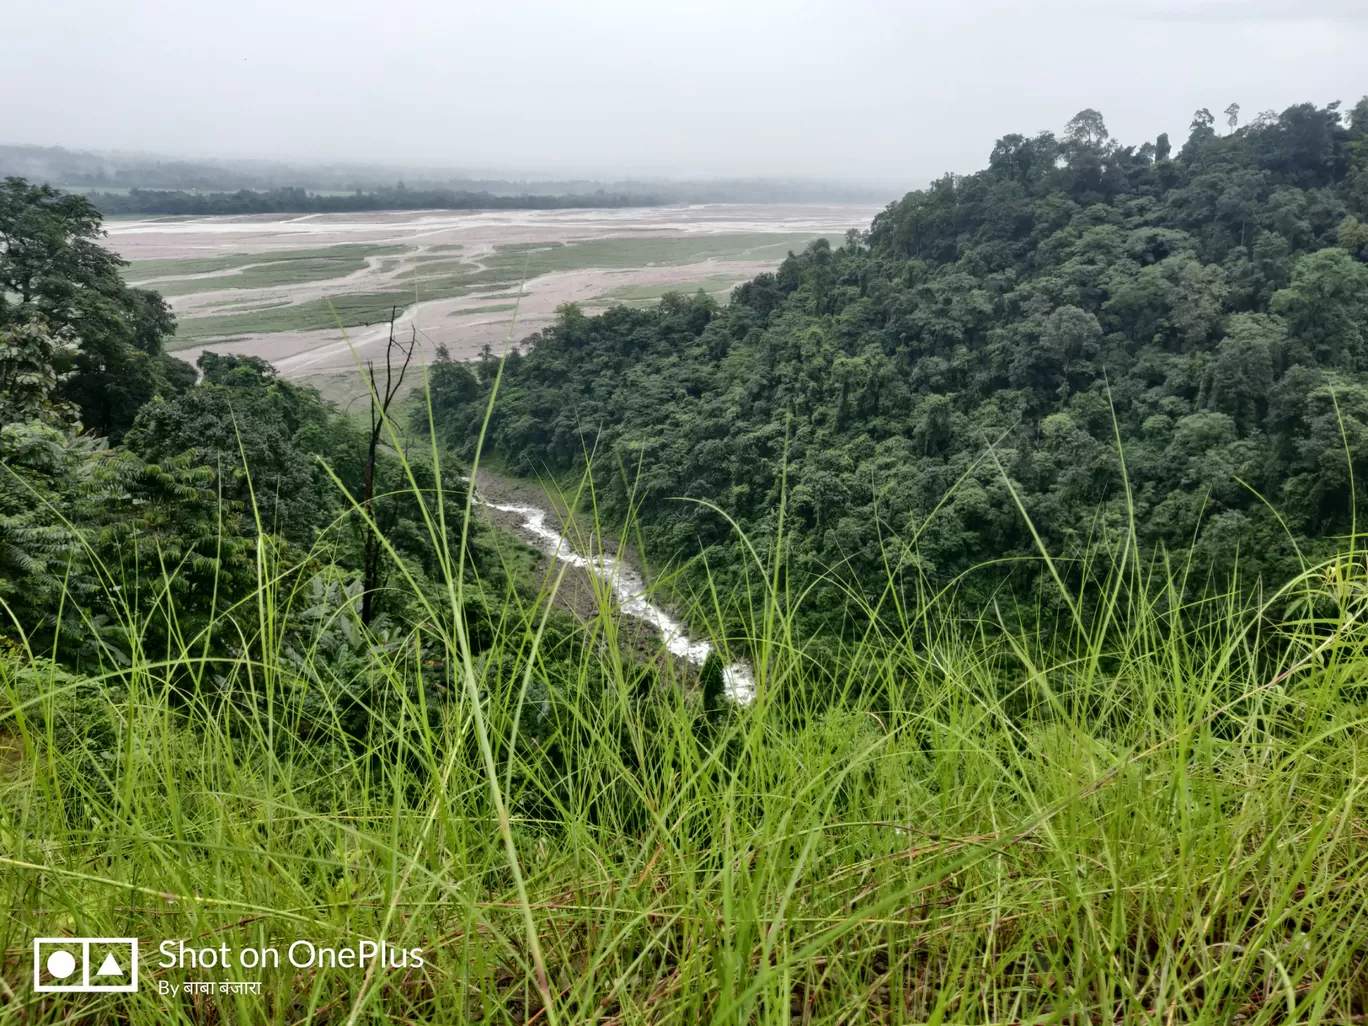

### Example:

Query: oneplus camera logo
xmin=33 ymin=938 xmax=138 ymax=992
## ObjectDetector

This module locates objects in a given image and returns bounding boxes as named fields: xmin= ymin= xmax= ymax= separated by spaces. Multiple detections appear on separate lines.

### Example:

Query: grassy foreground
xmin=2 ymin=431 xmax=1368 ymax=1023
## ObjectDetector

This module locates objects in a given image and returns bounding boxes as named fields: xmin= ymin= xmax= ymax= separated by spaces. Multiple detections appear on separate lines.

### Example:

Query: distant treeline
xmin=87 ymin=185 xmax=662 ymax=216
xmin=1 ymin=144 xmax=896 ymax=205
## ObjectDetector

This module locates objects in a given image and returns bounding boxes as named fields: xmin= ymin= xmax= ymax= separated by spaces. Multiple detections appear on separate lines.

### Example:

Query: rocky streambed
xmin=473 ymin=471 xmax=755 ymax=703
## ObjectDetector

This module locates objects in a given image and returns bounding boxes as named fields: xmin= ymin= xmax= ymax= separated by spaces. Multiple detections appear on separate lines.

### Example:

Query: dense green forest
xmin=0 ymin=176 xmax=529 ymax=673
xmin=86 ymin=184 xmax=658 ymax=216
xmin=425 ymin=100 xmax=1368 ymax=629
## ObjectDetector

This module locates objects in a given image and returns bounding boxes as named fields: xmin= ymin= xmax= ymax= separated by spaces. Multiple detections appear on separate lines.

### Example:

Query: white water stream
xmin=482 ymin=498 xmax=756 ymax=703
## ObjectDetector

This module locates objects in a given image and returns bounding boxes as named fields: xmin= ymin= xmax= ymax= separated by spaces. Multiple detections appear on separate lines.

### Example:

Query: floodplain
xmin=106 ymin=204 xmax=876 ymax=398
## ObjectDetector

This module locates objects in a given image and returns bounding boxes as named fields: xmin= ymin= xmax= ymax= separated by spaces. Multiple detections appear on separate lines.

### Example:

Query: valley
xmin=104 ymin=204 xmax=877 ymax=400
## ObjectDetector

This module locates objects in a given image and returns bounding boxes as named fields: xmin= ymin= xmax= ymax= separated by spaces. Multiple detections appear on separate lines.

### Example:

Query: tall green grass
xmin=2 ymin=374 xmax=1367 ymax=1023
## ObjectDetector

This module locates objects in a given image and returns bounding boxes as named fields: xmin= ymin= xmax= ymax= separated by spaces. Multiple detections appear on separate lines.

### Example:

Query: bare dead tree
xmin=361 ymin=307 xmax=417 ymax=625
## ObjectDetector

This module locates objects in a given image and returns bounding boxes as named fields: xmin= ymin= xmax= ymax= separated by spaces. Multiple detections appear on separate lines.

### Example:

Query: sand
xmin=102 ymin=204 xmax=879 ymax=392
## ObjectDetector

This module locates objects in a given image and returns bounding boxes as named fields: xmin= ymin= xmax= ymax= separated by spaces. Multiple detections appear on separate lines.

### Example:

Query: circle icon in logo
xmin=34 ymin=938 xmax=139 ymax=992
xmin=46 ymin=950 xmax=77 ymax=979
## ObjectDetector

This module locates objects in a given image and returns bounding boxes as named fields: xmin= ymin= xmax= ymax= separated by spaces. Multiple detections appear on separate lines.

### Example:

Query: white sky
xmin=4 ymin=0 xmax=1366 ymax=187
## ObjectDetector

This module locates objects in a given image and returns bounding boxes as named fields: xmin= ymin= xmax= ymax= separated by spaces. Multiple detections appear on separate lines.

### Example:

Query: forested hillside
xmin=0 ymin=177 xmax=526 ymax=672
xmin=426 ymin=101 xmax=1368 ymax=627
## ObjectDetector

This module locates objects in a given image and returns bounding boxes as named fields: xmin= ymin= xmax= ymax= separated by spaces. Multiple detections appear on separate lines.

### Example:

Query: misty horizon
xmin=5 ymin=0 xmax=1366 ymax=185
xmin=0 ymin=140 xmax=909 ymax=192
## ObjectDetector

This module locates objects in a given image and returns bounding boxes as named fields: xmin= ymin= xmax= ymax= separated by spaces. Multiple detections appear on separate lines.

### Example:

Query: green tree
xmin=1065 ymin=109 xmax=1110 ymax=149
xmin=0 ymin=177 xmax=185 ymax=440
xmin=125 ymin=360 xmax=341 ymax=544
xmin=1271 ymin=247 xmax=1368 ymax=370
xmin=1207 ymin=314 xmax=1283 ymax=432
xmin=0 ymin=318 xmax=80 ymax=427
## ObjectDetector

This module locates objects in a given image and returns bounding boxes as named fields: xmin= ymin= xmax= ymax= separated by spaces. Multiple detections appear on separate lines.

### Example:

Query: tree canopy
xmin=0 ymin=177 xmax=185 ymax=439
xmin=0 ymin=184 xmax=517 ymax=668
xmin=424 ymin=99 xmax=1368 ymax=631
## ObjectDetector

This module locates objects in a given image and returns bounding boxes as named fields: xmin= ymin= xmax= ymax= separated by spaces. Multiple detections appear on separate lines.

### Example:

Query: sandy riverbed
xmin=102 ymin=204 xmax=880 ymax=396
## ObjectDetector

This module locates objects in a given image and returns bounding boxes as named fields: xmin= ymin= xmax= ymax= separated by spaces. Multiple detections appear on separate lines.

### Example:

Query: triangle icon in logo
xmin=96 ymin=952 xmax=124 ymax=977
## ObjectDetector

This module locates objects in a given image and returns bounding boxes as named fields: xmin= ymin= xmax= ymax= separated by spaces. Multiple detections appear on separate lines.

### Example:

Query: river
xmin=479 ymin=495 xmax=756 ymax=703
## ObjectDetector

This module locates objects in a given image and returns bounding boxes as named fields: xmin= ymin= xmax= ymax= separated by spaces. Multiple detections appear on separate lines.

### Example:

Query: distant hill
xmin=78 ymin=186 xmax=661 ymax=216
xmin=0 ymin=143 xmax=895 ymax=205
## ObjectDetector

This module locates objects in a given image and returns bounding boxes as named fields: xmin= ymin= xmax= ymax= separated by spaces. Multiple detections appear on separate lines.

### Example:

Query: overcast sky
xmin=4 ymin=0 xmax=1366 ymax=188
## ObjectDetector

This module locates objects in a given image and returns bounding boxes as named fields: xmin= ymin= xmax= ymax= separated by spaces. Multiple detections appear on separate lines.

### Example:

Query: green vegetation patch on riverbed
xmin=149 ymin=255 xmax=375 ymax=296
xmin=447 ymin=303 xmax=518 ymax=317
xmin=598 ymin=274 xmax=742 ymax=306
xmin=487 ymin=232 xmax=834 ymax=275
xmin=127 ymin=242 xmax=408 ymax=283
xmin=204 ymin=296 xmax=294 ymax=312
xmin=171 ymin=290 xmax=412 ymax=341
